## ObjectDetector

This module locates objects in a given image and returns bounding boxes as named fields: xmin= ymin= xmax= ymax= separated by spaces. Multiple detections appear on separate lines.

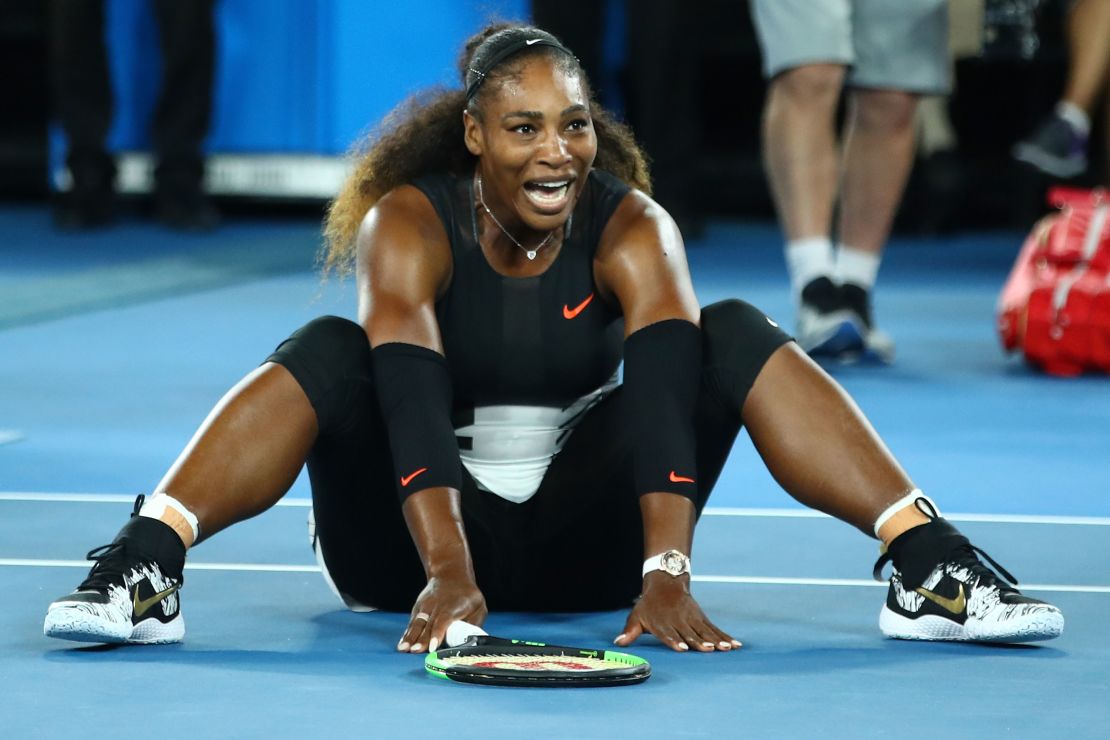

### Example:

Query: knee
xmin=295 ymin=315 xmax=368 ymax=354
xmin=851 ymin=89 xmax=918 ymax=133
xmin=697 ymin=300 xmax=793 ymax=410
xmin=271 ymin=316 xmax=371 ymax=380
xmin=700 ymin=300 xmax=793 ymax=366
xmin=771 ymin=65 xmax=845 ymax=111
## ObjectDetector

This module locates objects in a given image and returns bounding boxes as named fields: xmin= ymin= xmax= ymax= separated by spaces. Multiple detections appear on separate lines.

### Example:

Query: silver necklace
xmin=474 ymin=173 xmax=555 ymax=260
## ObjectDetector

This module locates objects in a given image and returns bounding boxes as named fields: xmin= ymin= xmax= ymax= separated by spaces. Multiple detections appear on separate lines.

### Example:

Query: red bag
xmin=997 ymin=187 xmax=1110 ymax=376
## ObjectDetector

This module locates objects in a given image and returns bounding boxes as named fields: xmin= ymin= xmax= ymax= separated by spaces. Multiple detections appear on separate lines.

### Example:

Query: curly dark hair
xmin=321 ymin=22 xmax=651 ymax=278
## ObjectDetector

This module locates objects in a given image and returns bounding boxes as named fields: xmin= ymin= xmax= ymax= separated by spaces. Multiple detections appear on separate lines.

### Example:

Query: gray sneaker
xmin=1014 ymin=113 xmax=1088 ymax=178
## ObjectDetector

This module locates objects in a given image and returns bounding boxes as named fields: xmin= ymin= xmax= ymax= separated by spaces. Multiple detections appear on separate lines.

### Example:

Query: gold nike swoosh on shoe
xmin=132 ymin=584 xmax=180 ymax=619
xmin=915 ymin=583 xmax=966 ymax=614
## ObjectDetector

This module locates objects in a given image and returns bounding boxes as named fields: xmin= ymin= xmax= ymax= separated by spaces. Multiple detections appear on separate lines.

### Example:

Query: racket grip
xmin=445 ymin=620 xmax=488 ymax=647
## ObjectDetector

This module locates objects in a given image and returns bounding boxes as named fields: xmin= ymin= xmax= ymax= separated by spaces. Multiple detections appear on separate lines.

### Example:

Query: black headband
xmin=465 ymin=34 xmax=576 ymax=102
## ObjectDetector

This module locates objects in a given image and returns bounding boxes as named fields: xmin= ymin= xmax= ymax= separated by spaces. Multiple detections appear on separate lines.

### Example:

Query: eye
xmin=512 ymin=123 xmax=536 ymax=135
xmin=566 ymin=117 xmax=591 ymax=133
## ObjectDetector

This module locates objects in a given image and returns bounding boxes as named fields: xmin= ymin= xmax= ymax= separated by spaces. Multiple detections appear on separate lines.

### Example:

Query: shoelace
xmin=77 ymin=542 xmax=130 ymax=591
xmin=76 ymin=494 xmax=147 ymax=591
xmin=873 ymin=543 xmax=1020 ymax=591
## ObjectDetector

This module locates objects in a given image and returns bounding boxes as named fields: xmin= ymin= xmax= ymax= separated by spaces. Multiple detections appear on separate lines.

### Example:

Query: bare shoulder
xmin=358 ymin=184 xmax=449 ymax=259
xmin=594 ymin=189 xmax=699 ymax=331
xmin=595 ymin=188 xmax=681 ymax=264
xmin=356 ymin=184 xmax=452 ymax=298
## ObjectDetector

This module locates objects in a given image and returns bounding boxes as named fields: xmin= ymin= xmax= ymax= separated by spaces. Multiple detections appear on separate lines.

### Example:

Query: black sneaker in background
xmin=873 ymin=501 xmax=1064 ymax=643
xmin=44 ymin=496 xmax=186 ymax=645
xmin=1013 ymin=113 xmax=1088 ymax=179
xmin=840 ymin=283 xmax=894 ymax=364
xmin=795 ymin=276 xmax=865 ymax=357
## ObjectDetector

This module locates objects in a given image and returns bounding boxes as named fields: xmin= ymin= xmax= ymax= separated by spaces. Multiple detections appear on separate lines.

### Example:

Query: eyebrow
xmin=501 ymin=104 xmax=589 ymax=122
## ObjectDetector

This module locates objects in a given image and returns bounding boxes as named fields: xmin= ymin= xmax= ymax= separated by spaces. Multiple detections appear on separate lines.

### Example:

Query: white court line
xmin=0 ymin=558 xmax=319 ymax=573
xmin=0 ymin=492 xmax=312 ymax=508
xmin=4 ymin=492 xmax=1110 ymax=526
xmin=2 ymin=558 xmax=1107 ymax=593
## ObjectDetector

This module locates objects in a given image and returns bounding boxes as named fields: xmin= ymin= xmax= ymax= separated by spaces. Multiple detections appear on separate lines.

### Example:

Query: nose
xmin=537 ymin=129 xmax=571 ymax=167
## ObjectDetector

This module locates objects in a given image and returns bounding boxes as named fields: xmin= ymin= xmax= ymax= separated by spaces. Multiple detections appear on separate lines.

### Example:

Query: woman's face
xmin=465 ymin=55 xmax=597 ymax=234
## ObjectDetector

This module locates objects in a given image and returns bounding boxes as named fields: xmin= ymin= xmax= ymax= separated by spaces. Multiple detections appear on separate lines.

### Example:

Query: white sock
xmin=873 ymin=489 xmax=938 ymax=538
xmin=139 ymin=493 xmax=200 ymax=544
xmin=835 ymin=245 xmax=881 ymax=290
xmin=1055 ymin=101 xmax=1090 ymax=136
xmin=785 ymin=237 xmax=834 ymax=298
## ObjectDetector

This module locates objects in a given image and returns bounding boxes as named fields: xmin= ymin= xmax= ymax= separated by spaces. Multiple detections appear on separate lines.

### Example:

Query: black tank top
xmin=412 ymin=169 xmax=631 ymax=409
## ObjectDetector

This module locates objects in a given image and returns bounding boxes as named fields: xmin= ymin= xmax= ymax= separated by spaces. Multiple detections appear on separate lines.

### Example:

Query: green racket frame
xmin=425 ymin=636 xmax=651 ymax=687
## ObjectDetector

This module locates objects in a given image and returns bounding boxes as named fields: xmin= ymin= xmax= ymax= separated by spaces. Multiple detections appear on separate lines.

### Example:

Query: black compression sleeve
xmin=371 ymin=343 xmax=463 ymax=501
xmin=622 ymin=319 xmax=702 ymax=501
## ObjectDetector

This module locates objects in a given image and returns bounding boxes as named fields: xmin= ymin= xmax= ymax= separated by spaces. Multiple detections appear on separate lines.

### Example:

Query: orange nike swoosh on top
xmin=400 ymin=467 xmax=428 ymax=487
xmin=669 ymin=471 xmax=695 ymax=484
xmin=563 ymin=293 xmax=594 ymax=319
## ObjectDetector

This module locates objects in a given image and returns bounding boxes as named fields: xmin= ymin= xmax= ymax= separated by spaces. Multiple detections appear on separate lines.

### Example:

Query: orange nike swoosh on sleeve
xmin=563 ymin=293 xmax=594 ymax=319
xmin=669 ymin=471 xmax=695 ymax=484
xmin=400 ymin=467 xmax=428 ymax=487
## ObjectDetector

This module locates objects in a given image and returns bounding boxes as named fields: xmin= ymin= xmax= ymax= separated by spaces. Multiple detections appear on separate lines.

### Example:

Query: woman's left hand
xmin=613 ymin=573 xmax=742 ymax=652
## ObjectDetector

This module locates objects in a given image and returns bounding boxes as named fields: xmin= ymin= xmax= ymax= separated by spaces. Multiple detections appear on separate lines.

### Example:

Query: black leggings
xmin=267 ymin=299 xmax=792 ymax=611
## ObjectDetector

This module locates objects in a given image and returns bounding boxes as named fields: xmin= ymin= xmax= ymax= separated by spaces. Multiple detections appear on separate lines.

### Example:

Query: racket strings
xmin=440 ymin=653 xmax=623 ymax=671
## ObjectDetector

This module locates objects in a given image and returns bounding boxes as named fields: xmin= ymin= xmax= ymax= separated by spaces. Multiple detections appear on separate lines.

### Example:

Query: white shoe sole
xmin=797 ymin=308 xmax=866 ymax=356
xmin=44 ymin=605 xmax=184 ymax=645
xmin=879 ymin=604 xmax=1064 ymax=643
xmin=1013 ymin=143 xmax=1086 ymax=179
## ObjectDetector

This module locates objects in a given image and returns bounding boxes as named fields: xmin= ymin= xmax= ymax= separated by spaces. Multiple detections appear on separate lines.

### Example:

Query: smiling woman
xmin=44 ymin=23 xmax=1063 ymax=655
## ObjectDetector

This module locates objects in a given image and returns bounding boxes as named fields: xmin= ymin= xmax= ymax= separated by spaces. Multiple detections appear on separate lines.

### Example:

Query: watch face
xmin=660 ymin=550 xmax=688 ymax=576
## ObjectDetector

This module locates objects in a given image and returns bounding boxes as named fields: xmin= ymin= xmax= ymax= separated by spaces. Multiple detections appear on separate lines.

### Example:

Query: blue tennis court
xmin=2 ymin=205 xmax=1107 ymax=738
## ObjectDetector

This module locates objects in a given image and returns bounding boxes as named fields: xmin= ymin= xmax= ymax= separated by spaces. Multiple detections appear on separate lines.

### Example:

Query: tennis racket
xmin=425 ymin=634 xmax=651 ymax=687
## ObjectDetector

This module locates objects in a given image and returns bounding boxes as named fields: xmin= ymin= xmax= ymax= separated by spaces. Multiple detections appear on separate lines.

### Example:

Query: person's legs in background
xmin=151 ymin=0 xmax=220 ymax=230
xmin=1014 ymin=0 xmax=1110 ymax=179
xmin=48 ymin=0 xmax=116 ymax=228
xmin=751 ymin=0 xmax=860 ymax=357
xmin=835 ymin=87 xmax=920 ymax=362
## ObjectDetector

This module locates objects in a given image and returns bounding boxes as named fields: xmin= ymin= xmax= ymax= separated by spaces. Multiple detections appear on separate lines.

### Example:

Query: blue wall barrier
xmin=90 ymin=0 xmax=529 ymax=157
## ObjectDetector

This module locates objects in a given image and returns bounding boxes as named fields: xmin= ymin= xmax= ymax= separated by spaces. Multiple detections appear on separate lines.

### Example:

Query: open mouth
xmin=522 ymin=179 xmax=573 ymax=211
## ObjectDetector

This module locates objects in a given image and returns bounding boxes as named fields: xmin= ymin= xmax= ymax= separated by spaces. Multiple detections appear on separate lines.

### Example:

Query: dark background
xmin=0 ymin=0 xmax=1102 ymax=231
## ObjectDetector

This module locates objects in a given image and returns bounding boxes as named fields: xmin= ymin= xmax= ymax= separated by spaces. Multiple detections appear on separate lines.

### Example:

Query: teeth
xmin=527 ymin=184 xmax=569 ymax=202
xmin=534 ymin=180 xmax=568 ymax=189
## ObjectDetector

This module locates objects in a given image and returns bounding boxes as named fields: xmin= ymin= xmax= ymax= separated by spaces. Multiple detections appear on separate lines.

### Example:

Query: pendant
xmin=526 ymin=250 xmax=537 ymax=260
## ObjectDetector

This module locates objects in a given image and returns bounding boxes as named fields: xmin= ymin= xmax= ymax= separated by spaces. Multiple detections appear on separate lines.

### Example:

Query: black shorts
xmin=266 ymin=299 xmax=792 ymax=611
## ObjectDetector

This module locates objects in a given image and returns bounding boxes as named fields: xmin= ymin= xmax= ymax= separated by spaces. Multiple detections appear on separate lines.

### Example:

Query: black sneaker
xmin=873 ymin=500 xmax=1064 ymax=643
xmin=44 ymin=496 xmax=186 ymax=645
xmin=840 ymin=283 xmax=894 ymax=364
xmin=1013 ymin=113 xmax=1088 ymax=178
xmin=795 ymin=277 xmax=865 ymax=357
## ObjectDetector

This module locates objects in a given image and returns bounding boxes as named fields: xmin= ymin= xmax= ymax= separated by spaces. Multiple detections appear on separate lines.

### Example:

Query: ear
xmin=463 ymin=111 xmax=483 ymax=157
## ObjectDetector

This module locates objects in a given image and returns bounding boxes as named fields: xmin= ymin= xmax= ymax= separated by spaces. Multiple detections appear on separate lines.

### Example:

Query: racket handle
xmin=445 ymin=620 xmax=488 ymax=647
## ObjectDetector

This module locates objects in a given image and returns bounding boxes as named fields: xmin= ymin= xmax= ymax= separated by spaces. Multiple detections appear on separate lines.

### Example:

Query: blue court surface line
xmin=2 ymin=211 xmax=1109 ymax=738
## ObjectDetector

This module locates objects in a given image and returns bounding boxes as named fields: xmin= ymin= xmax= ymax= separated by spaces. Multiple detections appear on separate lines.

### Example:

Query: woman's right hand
xmin=397 ymin=575 xmax=487 ymax=654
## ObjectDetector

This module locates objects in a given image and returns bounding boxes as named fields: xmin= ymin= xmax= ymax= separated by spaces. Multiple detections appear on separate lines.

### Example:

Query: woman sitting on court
xmin=44 ymin=23 xmax=1063 ymax=651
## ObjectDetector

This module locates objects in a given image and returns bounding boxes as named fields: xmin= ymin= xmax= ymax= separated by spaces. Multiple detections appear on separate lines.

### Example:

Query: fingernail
xmin=732 ymin=640 xmax=743 ymax=647
xmin=678 ymin=641 xmax=689 ymax=651
xmin=718 ymin=641 xmax=731 ymax=650
xmin=411 ymin=643 xmax=424 ymax=653
xmin=614 ymin=634 xmax=626 ymax=644
xmin=429 ymin=637 xmax=440 ymax=653
xmin=702 ymin=642 xmax=714 ymax=649
xmin=397 ymin=641 xmax=409 ymax=651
